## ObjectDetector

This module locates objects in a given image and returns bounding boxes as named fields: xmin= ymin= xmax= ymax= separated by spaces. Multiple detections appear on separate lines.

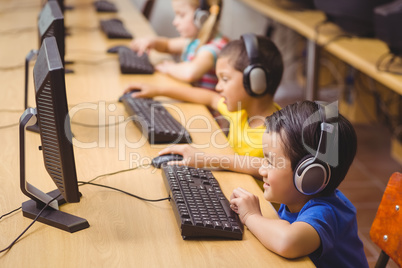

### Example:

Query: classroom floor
xmin=274 ymin=83 xmax=401 ymax=268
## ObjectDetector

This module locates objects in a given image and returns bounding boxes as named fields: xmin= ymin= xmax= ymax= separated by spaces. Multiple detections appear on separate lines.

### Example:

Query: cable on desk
xmin=78 ymin=164 xmax=170 ymax=202
xmin=0 ymin=122 xmax=19 ymax=130
xmin=79 ymin=164 xmax=149 ymax=185
xmin=73 ymin=58 xmax=117 ymax=65
xmin=0 ymin=63 xmax=25 ymax=71
xmin=0 ymin=3 xmax=41 ymax=15
xmin=68 ymin=25 xmax=100 ymax=32
xmin=0 ymin=207 xmax=22 ymax=221
xmin=0 ymin=109 xmax=24 ymax=113
xmin=313 ymin=19 xmax=330 ymax=43
xmin=0 ymin=194 xmax=61 ymax=254
xmin=376 ymin=51 xmax=402 ymax=76
xmin=68 ymin=49 xmax=108 ymax=55
xmin=0 ymin=27 xmax=36 ymax=35
xmin=320 ymin=34 xmax=352 ymax=49
xmin=71 ymin=119 xmax=125 ymax=128
xmin=78 ymin=181 xmax=170 ymax=202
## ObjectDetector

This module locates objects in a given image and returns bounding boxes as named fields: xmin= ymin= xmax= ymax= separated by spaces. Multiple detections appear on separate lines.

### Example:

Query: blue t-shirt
xmin=278 ymin=190 xmax=369 ymax=268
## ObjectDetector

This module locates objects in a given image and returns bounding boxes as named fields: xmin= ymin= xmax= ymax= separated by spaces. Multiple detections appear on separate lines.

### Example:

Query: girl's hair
xmin=181 ymin=0 xmax=222 ymax=49
xmin=219 ymin=36 xmax=284 ymax=96
xmin=265 ymin=101 xmax=357 ymax=196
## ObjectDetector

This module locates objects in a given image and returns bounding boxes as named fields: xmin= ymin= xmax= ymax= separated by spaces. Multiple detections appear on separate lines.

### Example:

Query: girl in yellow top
xmin=124 ymin=34 xmax=284 ymax=177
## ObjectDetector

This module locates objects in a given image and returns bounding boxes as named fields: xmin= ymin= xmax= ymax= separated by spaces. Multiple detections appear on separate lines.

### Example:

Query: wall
xmin=130 ymin=0 xmax=269 ymax=39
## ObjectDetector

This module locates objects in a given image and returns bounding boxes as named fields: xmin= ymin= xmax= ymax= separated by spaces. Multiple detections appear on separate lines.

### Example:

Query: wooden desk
xmin=0 ymin=0 xmax=314 ymax=266
xmin=240 ymin=0 xmax=402 ymax=99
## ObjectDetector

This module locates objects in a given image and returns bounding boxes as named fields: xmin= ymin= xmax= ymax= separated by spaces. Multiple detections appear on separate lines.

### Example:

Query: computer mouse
xmin=151 ymin=154 xmax=183 ymax=168
xmin=118 ymin=90 xmax=140 ymax=102
xmin=107 ymin=45 xmax=128 ymax=54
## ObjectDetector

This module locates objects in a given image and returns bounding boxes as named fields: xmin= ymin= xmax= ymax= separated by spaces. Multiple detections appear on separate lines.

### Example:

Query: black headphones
xmin=241 ymin=33 xmax=270 ymax=97
xmin=293 ymin=101 xmax=336 ymax=195
xmin=194 ymin=0 xmax=210 ymax=29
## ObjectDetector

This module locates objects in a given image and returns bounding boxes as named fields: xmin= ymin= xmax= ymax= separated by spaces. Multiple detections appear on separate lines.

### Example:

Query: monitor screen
xmin=374 ymin=0 xmax=402 ymax=56
xmin=19 ymin=36 xmax=88 ymax=233
xmin=38 ymin=1 xmax=65 ymax=66
xmin=314 ymin=0 xmax=393 ymax=37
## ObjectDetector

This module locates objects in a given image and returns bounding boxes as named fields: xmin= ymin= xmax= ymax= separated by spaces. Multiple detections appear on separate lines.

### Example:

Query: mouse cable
xmin=0 ymin=109 xmax=24 ymax=113
xmin=0 ymin=206 xmax=22 ymax=221
xmin=0 ymin=3 xmax=40 ymax=15
xmin=68 ymin=25 xmax=100 ymax=32
xmin=78 ymin=181 xmax=170 ymax=202
xmin=320 ymin=33 xmax=352 ymax=49
xmin=0 ymin=193 xmax=61 ymax=254
xmin=72 ymin=58 xmax=116 ymax=66
xmin=71 ymin=119 xmax=125 ymax=128
xmin=68 ymin=49 xmax=107 ymax=55
xmin=0 ymin=63 xmax=25 ymax=71
xmin=313 ymin=19 xmax=330 ymax=44
xmin=78 ymin=164 xmax=149 ymax=185
xmin=0 ymin=122 xmax=19 ymax=130
xmin=376 ymin=51 xmax=402 ymax=76
xmin=0 ymin=26 xmax=36 ymax=35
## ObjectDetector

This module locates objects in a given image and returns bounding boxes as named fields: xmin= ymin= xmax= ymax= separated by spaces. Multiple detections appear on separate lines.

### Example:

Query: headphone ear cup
xmin=293 ymin=156 xmax=330 ymax=195
xmin=243 ymin=64 xmax=268 ymax=96
xmin=194 ymin=8 xmax=209 ymax=28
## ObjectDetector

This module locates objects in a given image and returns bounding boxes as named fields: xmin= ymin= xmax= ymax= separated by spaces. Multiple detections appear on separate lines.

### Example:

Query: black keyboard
xmin=94 ymin=0 xmax=117 ymax=12
xmin=161 ymin=165 xmax=244 ymax=240
xmin=118 ymin=48 xmax=154 ymax=74
xmin=120 ymin=95 xmax=192 ymax=144
xmin=100 ymin=19 xmax=133 ymax=39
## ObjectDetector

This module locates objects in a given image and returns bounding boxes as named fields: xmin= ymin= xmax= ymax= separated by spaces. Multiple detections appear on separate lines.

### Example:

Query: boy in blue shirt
xmin=230 ymin=101 xmax=369 ymax=267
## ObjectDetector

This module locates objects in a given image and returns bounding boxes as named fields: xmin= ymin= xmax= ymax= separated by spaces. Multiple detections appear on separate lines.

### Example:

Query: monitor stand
xmin=19 ymin=108 xmax=89 ymax=233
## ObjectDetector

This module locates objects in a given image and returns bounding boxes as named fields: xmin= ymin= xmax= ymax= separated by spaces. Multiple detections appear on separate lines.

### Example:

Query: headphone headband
xmin=242 ymin=33 xmax=260 ymax=65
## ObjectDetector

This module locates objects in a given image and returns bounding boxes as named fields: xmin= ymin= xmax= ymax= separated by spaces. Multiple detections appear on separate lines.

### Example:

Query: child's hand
xmin=230 ymin=187 xmax=262 ymax=224
xmin=129 ymin=37 xmax=154 ymax=56
xmin=158 ymin=145 xmax=206 ymax=168
xmin=123 ymin=83 xmax=160 ymax=98
xmin=155 ymin=60 xmax=176 ymax=74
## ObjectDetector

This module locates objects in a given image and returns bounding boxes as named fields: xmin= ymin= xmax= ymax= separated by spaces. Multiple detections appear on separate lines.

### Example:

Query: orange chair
xmin=370 ymin=172 xmax=402 ymax=268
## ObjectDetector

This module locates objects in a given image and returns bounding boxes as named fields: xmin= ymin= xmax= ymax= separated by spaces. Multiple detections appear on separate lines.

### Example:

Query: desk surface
xmin=240 ymin=0 xmax=402 ymax=95
xmin=0 ymin=0 xmax=314 ymax=267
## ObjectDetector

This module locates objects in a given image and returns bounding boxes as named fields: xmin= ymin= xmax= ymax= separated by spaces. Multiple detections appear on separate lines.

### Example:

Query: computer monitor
xmin=49 ymin=0 xmax=65 ymax=14
xmin=38 ymin=1 xmax=65 ymax=66
xmin=374 ymin=0 xmax=402 ymax=56
xmin=25 ymin=0 xmax=70 ymax=112
xmin=19 ymin=36 xmax=89 ymax=233
xmin=313 ymin=0 xmax=394 ymax=37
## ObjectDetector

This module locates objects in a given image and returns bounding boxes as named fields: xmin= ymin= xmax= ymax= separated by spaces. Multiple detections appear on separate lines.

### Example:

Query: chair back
xmin=370 ymin=172 xmax=402 ymax=268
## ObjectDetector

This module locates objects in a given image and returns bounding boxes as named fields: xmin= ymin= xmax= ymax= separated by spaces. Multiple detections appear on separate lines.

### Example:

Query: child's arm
xmin=124 ymin=83 xmax=221 ymax=110
xmin=230 ymin=188 xmax=321 ymax=259
xmin=155 ymin=50 xmax=215 ymax=83
xmin=158 ymin=145 xmax=263 ymax=179
xmin=129 ymin=37 xmax=187 ymax=55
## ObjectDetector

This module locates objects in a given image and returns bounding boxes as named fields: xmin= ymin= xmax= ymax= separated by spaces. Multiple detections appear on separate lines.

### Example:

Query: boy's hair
xmin=179 ymin=0 xmax=222 ymax=49
xmin=265 ymin=101 xmax=357 ymax=196
xmin=219 ymin=36 xmax=283 ymax=97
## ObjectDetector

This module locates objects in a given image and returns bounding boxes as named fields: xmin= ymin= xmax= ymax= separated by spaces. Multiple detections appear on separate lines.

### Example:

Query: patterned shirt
xmin=181 ymin=33 xmax=229 ymax=90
